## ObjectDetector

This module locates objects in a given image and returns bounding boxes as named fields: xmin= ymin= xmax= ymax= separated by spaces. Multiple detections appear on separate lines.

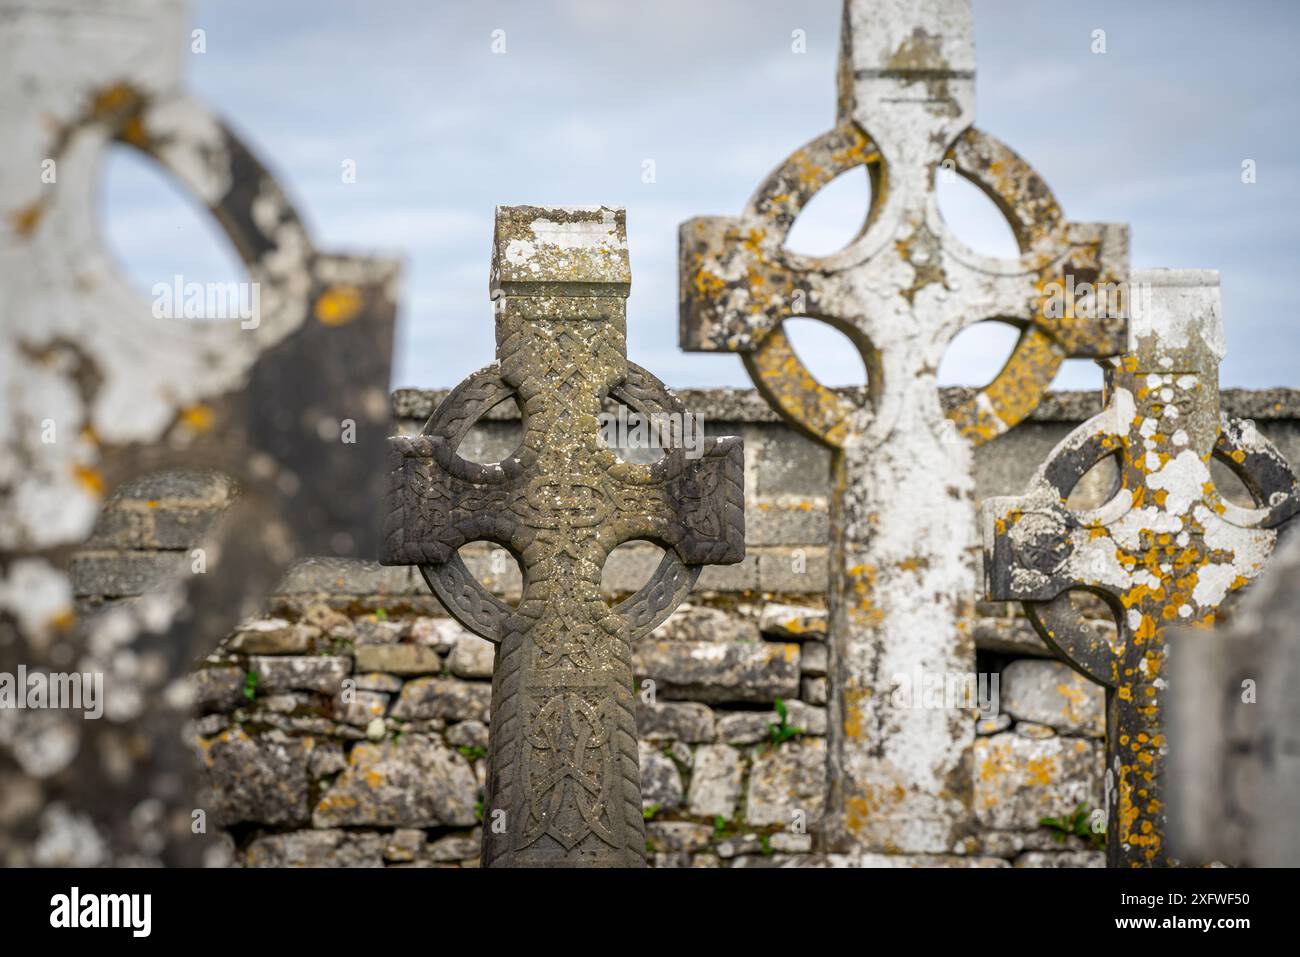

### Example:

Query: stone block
xmin=635 ymin=700 xmax=715 ymax=743
xmin=70 ymin=552 xmax=186 ymax=597
xmin=248 ymin=656 xmax=350 ymax=694
xmin=646 ymin=821 xmax=712 ymax=853
xmin=634 ymin=640 xmax=799 ymax=704
xmin=759 ymin=602 xmax=828 ymax=640
xmin=639 ymin=744 xmax=683 ymax=811
xmin=312 ymin=735 xmax=478 ymax=827
xmin=687 ymin=744 xmax=744 ymax=819
xmin=199 ymin=728 xmax=309 ymax=827
xmin=1014 ymin=850 xmax=1105 ymax=868
xmin=391 ymin=677 xmax=490 ymax=723
xmin=746 ymin=738 xmax=826 ymax=828
xmin=801 ymin=676 xmax=827 ymax=706
xmin=656 ymin=604 xmax=760 ymax=642
xmin=448 ymin=634 xmax=496 ymax=678
xmin=244 ymin=829 xmax=385 ymax=868
xmin=757 ymin=548 xmax=828 ymax=593
xmin=229 ymin=619 xmax=318 ymax=655
xmin=800 ymin=641 xmax=828 ymax=677
xmin=191 ymin=666 xmax=247 ymax=712
xmin=974 ymin=733 xmax=1102 ymax=831
xmin=1000 ymin=659 xmax=1105 ymax=737
xmin=353 ymin=644 xmax=442 ymax=676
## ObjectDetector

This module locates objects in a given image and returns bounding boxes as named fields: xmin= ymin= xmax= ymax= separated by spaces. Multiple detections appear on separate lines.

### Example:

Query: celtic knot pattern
xmin=383 ymin=207 xmax=744 ymax=866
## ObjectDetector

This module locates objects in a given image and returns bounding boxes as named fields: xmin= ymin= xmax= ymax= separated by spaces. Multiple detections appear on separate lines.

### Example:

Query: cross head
xmin=982 ymin=269 xmax=1298 ymax=866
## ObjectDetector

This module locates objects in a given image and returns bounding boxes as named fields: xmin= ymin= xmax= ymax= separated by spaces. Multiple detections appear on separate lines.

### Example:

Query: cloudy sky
xmin=102 ymin=0 xmax=1300 ymax=393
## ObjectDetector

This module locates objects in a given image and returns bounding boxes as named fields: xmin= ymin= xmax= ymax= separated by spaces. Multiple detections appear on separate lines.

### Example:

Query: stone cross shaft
xmin=982 ymin=270 xmax=1298 ymax=866
xmin=383 ymin=206 xmax=745 ymax=867
xmin=679 ymin=0 xmax=1128 ymax=854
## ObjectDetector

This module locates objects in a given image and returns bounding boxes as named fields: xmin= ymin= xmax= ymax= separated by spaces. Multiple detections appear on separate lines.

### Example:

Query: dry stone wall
xmin=63 ymin=386 xmax=1300 ymax=868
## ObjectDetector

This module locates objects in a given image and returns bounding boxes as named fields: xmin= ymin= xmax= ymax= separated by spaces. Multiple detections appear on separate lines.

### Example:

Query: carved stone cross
xmin=679 ymin=0 xmax=1128 ymax=854
xmin=983 ymin=269 xmax=1298 ymax=866
xmin=383 ymin=206 xmax=745 ymax=867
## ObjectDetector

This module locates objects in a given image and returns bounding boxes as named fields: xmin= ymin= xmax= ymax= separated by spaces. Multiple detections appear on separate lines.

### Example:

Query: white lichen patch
xmin=1146 ymin=449 xmax=1211 ymax=516
xmin=1192 ymin=561 xmax=1241 ymax=609
xmin=0 ymin=559 xmax=74 ymax=642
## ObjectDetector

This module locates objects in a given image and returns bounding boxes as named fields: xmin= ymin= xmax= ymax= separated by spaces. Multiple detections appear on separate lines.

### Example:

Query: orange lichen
xmin=315 ymin=284 xmax=364 ymax=326
xmin=72 ymin=464 xmax=104 ymax=495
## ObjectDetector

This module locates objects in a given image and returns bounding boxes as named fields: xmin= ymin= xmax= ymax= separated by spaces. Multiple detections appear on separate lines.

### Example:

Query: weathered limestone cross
xmin=679 ymin=0 xmax=1128 ymax=854
xmin=983 ymin=270 xmax=1298 ymax=866
xmin=383 ymin=206 xmax=745 ymax=867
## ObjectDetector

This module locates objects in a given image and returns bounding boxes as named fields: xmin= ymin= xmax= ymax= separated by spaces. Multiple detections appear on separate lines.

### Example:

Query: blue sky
xmin=101 ymin=0 xmax=1300 ymax=392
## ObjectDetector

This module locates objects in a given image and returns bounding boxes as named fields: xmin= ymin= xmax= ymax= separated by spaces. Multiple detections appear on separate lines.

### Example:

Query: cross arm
xmin=603 ymin=437 xmax=745 ymax=567
xmin=381 ymin=434 xmax=519 ymax=565
xmin=982 ymin=412 xmax=1126 ymax=683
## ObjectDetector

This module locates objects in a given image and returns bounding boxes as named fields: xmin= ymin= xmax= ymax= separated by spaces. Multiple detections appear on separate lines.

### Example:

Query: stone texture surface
xmin=199 ymin=729 xmax=310 ymax=827
xmin=1001 ymin=659 xmax=1105 ymax=737
xmin=659 ymin=604 xmax=761 ymax=643
xmin=410 ymin=617 xmax=472 ymax=652
xmin=800 ymin=642 xmax=829 ymax=677
xmin=229 ymin=620 xmax=318 ymax=655
xmin=1015 ymin=851 xmax=1105 ymax=868
xmin=634 ymin=640 xmax=799 ymax=703
xmin=0 ymin=0 xmax=404 ymax=869
xmin=677 ymin=0 xmax=1131 ymax=863
xmin=984 ymin=271 xmax=1297 ymax=866
xmin=192 ymin=667 xmax=248 ymax=712
xmin=975 ymin=733 xmax=1102 ymax=831
xmin=245 ymin=830 xmax=386 ymax=868
xmin=759 ymin=603 xmax=828 ymax=640
xmin=26 ymin=0 xmax=1300 ymax=874
xmin=636 ymin=701 xmax=716 ymax=743
xmin=639 ymin=744 xmax=684 ymax=812
xmin=688 ymin=744 xmax=745 ymax=819
xmin=249 ymin=656 xmax=350 ymax=695
xmin=353 ymin=645 xmax=443 ymax=676
xmin=1169 ymin=526 xmax=1300 ymax=867
xmin=391 ymin=678 xmax=490 ymax=723
xmin=746 ymin=738 xmax=827 ymax=827
xmin=312 ymin=736 xmax=478 ymax=828
xmin=333 ymin=690 xmax=389 ymax=727
xmin=76 ymin=386 xmax=1296 ymax=868
xmin=377 ymin=205 xmax=746 ymax=868
xmin=447 ymin=635 xmax=495 ymax=678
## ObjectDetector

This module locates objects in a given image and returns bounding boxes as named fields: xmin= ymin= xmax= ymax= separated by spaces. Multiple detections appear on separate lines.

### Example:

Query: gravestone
xmin=1 ymin=0 xmax=398 ymax=864
xmin=678 ymin=0 xmax=1128 ymax=854
xmin=983 ymin=270 xmax=1299 ymax=866
xmin=383 ymin=206 xmax=745 ymax=867
xmin=1168 ymin=529 xmax=1300 ymax=867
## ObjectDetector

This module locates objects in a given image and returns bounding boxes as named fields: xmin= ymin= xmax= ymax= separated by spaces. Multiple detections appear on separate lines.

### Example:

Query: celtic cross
xmin=679 ymin=0 xmax=1128 ymax=853
xmin=2 ymin=0 xmax=398 ymax=864
xmin=383 ymin=206 xmax=745 ymax=867
xmin=982 ymin=270 xmax=1298 ymax=866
